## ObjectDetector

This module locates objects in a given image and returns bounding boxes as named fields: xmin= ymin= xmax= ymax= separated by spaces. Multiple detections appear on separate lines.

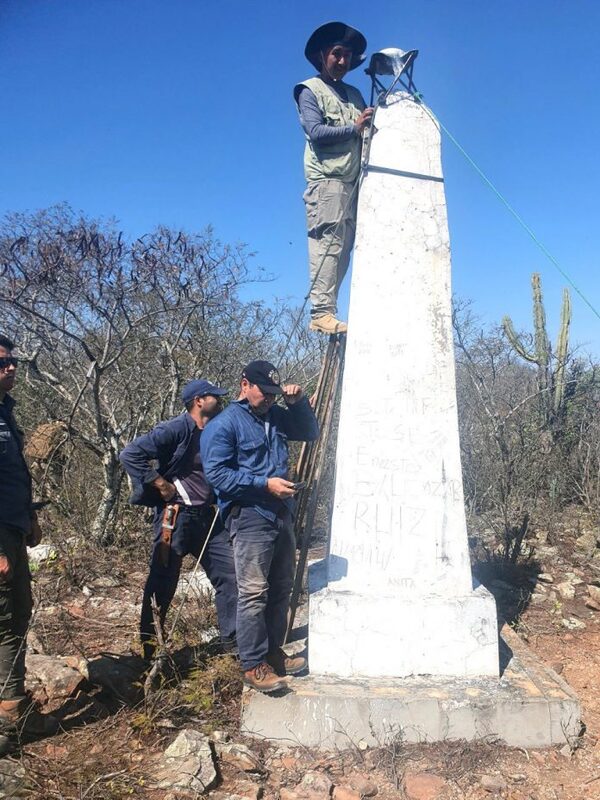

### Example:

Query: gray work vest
xmin=296 ymin=77 xmax=365 ymax=183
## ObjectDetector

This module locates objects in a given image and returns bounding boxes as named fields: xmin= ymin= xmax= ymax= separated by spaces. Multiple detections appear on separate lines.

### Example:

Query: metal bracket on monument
xmin=362 ymin=47 xmax=421 ymax=173
xmin=365 ymin=47 xmax=419 ymax=108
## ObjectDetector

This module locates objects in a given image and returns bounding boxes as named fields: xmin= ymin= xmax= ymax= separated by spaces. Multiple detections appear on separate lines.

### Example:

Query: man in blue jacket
xmin=119 ymin=379 xmax=237 ymax=660
xmin=201 ymin=360 xmax=319 ymax=693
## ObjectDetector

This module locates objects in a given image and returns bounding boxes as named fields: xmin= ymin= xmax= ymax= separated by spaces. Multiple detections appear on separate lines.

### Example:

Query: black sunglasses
xmin=0 ymin=357 xmax=18 ymax=370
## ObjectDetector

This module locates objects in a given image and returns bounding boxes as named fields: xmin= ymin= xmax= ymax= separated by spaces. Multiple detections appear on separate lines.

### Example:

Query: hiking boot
xmin=309 ymin=314 xmax=348 ymax=335
xmin=243 ymin=662 xmax=286 ymax=693
xmin=0 ymin=696 xmax=59 ymax=755
xmin=267 ymin=648 xmax=307 ymax=676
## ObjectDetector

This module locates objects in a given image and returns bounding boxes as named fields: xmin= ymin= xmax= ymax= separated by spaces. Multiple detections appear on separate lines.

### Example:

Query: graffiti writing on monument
xmin=331 ymin=414 xmax=464 ymax=579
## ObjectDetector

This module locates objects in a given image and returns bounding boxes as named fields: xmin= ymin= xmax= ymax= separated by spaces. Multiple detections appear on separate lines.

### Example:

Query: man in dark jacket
xmin=201 ymin=361 xmax=319 ymax=693
xmin=120 ymin=379 xmax=237 ymax=659
xmin=0 ymin=334 xmax=57 ymax=755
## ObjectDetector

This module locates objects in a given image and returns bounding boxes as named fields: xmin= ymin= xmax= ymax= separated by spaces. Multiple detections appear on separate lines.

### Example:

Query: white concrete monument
xmin=309 ymin=91 xmax=499 ymax=679
xmin=243 ymin=79 xmax=580 ymax=752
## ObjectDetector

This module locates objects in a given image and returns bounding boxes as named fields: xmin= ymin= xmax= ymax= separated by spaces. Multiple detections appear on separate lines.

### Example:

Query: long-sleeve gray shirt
xmin=296 ymin=78 xmax=365 ymax=145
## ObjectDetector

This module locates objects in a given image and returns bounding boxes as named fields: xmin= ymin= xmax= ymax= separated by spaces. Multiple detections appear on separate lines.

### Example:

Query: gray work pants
xmin=304 ymin=178 xmax=358 ymax=319
xmin=0 ymin=525 xmax=32 ymax=699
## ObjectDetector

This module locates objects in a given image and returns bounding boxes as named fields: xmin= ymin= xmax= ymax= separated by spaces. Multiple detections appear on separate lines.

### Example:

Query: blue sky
xmin=1 ymin=0 xmax=599 ymax=354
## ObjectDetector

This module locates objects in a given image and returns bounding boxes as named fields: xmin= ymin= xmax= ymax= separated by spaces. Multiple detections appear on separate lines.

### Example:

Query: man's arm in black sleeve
xmin=119 ymin=422 xmax=176 ymax=486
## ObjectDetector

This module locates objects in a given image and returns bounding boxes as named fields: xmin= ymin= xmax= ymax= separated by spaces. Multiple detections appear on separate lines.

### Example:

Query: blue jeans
xmin=141 ymin=505 xmax=238 ymax=656
xmin=229 ymin=507 xmax=295 ymax=672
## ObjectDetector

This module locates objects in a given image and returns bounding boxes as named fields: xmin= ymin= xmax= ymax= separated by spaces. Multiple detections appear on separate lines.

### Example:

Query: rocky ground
xmin=2 ymin=508 xmax=600 ymax=799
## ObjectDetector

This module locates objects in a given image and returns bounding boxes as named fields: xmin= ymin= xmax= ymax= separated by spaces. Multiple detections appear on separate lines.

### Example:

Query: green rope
xmin=412 ymin=92 xmax=600 ymax=323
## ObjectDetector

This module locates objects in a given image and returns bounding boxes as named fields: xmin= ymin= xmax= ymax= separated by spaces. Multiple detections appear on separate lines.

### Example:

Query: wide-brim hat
xmin=304 ymin=21 xmax=367 ymax=72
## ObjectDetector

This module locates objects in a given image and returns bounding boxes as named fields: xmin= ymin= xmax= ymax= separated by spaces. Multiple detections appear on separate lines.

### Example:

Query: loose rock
xmin=349 ymin=774 xmax=378 ymax=796
xmin=90 ymin=575 xmax=120 ymax=588
xmin=575 ymin=531 xmax=597 ymax=556
xmin=480 ymin=774 xmax=508 ymax=792
xmin=537 ymin=573 xmax=554 ymax=584
xmin=27 ymin=543 xmax=57 ymax=566
xmin=561 ymin=617 xmax=586 ymax=630
xmin=27 ymin=630 xmax=45 ymax=655
xmin=211 ymin=729 xmax=231 ymax=742
xmin=404 ymin=771 xmax=447 ymax=800
xmin=210 ymin=781 xmax=261 ymax=799
xmin=556 ymin=582 xmax=575 ymax=600
xmin=279 ymin=790 xmax=301 ymax=800
xmin=154 ymin=729 xmax=217 ymax=793
xmin=176 ymin=570 xmax=214 ymax=597
xmin=587 ymin=585 xmax=600 ymax=604
xmin=531 ymin=591 xmax=548 ymax=606
xmin=215 ymin=742 xmax=262 ymax=772
xmin=25 ymin=653 xmax=85 ymax=703
xmin=299 ymin=770 xmax=333 ymax=794
xmin=333 ymin=787 xmax=361 ymax=800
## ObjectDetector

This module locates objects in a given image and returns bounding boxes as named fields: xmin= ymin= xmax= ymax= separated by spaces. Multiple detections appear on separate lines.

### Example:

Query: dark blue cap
xmin=242 ymin=360 xmax=283 ymax=394
xmin=181 ymin=379 xmax=228 ymax=405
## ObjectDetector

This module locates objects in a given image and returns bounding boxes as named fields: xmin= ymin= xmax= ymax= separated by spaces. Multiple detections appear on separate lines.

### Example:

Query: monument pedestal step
xmin=241 ymin=625 xmax=580 ymax=749
xmin=309 ymin=561 xmax=498 ymax=678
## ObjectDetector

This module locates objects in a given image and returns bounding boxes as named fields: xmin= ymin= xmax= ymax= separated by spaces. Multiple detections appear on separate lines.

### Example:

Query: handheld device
xmin=291 ymin=481 xmax=307 ymax=491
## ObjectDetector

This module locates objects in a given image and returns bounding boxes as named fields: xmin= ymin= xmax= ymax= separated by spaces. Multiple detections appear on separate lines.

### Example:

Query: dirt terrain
xmin=6 ymin=510 xmax=600 ymax=799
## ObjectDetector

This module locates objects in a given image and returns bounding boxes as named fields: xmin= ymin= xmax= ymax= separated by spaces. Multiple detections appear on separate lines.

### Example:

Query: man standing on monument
xmin=0 ymin=335 xmax=58 ymax=755
xmin=201 ymin=361 xmax=319 ymax=693
xmin=119 ymin=379 xmax=238 ymax=660
xmin=294 ymin=21 xmax=373 ymax=335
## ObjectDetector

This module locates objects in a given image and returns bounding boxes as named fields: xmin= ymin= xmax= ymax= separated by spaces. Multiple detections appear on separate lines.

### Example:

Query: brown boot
xmin=267 ymin=648 xmax=307 ymax=676
xmin=243 ymin=662 xmax=286 ymax=693
xmin=309 ymin=314 xmax=348 ymax=335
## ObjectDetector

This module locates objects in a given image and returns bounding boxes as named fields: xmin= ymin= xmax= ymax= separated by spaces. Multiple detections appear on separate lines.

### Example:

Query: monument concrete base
xmin=241 ymin=625 xmax=581 ymax=749
xmin=309 ymin=564 xmax=499 ymax=678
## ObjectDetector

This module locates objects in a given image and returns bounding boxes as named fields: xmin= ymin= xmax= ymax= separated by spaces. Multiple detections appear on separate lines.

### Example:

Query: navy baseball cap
xmin=242 ymin=360 xmax=283 ymax=394
xmin=181 ymin=379 xmax=228 ymax=405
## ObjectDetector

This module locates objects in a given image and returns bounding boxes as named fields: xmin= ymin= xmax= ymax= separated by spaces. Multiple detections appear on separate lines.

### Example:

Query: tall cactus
xmin=502 ymin=273 xmax=571 ymax=425
xmin=553 ymin=288 xmax=571 ymax=415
